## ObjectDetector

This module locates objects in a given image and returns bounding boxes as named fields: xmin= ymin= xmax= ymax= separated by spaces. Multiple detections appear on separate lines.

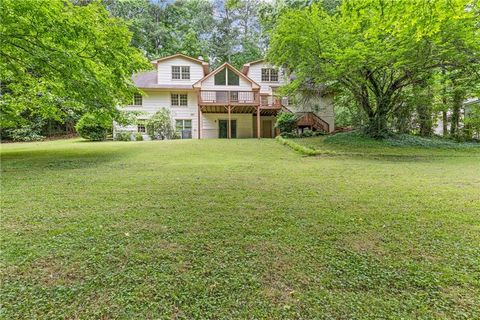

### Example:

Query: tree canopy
xmin=268 ymin=0 xmax=480 ymax=138
xmin=0 ymin=0 xmax=149 ymax=129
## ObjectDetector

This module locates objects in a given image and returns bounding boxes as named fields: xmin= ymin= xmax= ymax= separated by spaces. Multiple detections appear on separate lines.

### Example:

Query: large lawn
xmin=1 ymin=138 xmax=479 ymax=319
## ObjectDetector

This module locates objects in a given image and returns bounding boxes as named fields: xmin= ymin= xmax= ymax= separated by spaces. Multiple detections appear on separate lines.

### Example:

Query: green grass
xmin=1 ymin=138 xmax=479 ymax=319
xmin=292 ymin=131 xmax=480 ymax=157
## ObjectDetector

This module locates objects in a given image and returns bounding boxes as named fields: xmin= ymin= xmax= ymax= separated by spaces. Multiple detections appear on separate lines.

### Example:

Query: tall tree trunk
xmin=442 ymin=110 xmax=448 ymax=136
xmin=450 ymin=89 xmax=464 ymax=138
xmin=413 ymin=78 xmax=433 ymax=136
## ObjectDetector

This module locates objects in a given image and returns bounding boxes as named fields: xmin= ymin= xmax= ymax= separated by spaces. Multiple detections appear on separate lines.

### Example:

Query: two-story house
xmin=115 ymin=53 xmax=334 ymax=139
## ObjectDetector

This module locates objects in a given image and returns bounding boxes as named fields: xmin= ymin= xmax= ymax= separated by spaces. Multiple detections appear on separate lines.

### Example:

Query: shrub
xmin=301 ymin=129 xmax=314 ymax=137
xmin=275 ymin=112 xmax=298 ymax=133
xmin=7 ymin=126 xmax=45 ymax=142
xmin=76 ymin=113 xmax=111 ymax=141
xmin=135 ymin=133 xmax=144 ymax=141
xmin=280 ymin=131 xmax=298 ymax=138
xmin=280 ymin=129 xmax=327 ymax=139
xmin=115 ymin=132 xmax=132 ymax=141
xmin=146 ymin=109 xmax=175 ymax=140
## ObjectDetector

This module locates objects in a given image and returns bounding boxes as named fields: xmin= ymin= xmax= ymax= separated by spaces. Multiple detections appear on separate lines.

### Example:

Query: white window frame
xmin=133 ymin=93 xmax=142 ymax=106
xmin=261 ymin=68 xmax=279 ymax=83
xmin=172 ymin=66 xmax=190 ymax=80
xmin=137 ymin=123 xmax=146 ymax=133
xmin=175 ymin=119 xmax=193 ymax=139
xmin=171 ymin=93 xmax=188 ymax=107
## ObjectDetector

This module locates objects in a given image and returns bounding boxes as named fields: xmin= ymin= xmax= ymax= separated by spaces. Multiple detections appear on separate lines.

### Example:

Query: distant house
xmin=434 ymin=98 xmax=480 ymax=136
xmin=115 ymin=54 xmax=334 ymax=139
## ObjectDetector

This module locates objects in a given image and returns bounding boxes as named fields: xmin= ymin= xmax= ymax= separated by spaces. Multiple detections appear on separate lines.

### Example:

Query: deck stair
xmin=295 ymin=112 xmax=330 ymax=132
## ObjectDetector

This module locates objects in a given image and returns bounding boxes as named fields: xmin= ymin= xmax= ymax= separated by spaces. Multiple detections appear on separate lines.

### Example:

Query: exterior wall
xmin=289 ymin=94 xmax=335 ymax=132
xmin=247 ymin=62 xmax=287 ymax=93
xmin=116 ymin=89 xmax=200 ymax=139
xmin=201 ymin=113 xmax=253 ymax=139
xmin=157 ymin=57 xmax=205 ymax=85
xmin=201 ymin=68 xmax=253 ymax=91
xmin=253 ymin=116 xmax=277 ymax=138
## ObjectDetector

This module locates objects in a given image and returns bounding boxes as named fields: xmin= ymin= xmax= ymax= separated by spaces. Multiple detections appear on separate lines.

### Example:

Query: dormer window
xmin=133 ymin=93 xmax=142 ymax=106
xmin=261 ymin=68 xmax=279 ymax=82
xmin=172 ymin=66 xmax=190 ymax=80
xmin=214 ymin=68 xmax=239 ymax=86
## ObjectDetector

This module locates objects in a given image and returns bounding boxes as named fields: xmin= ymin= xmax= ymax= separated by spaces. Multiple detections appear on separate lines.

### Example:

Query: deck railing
xmin=260 ymin=96 xmax=288 ymax=108
xmin=198 ymin=90 xmax=289 ymax=109
xmin=199 ymin=91 xmax=259 ymax=105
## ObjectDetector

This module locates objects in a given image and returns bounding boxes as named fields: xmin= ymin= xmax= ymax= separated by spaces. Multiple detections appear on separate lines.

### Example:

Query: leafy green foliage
xmin=464 ymin=103 xmax=480 ymax=140
xmin=75 ymin=113 xmax=112 ymax=141
xmin=4 ymin=125 xmax=45 ymax=142
xmin=114 ymin=132 xmax=132 ymax=141
xmin=275 ymin=112 xmax=297 ymax=133
xmin=268 ymin=0 xmax=480 ymax=138
xmin=0 ymin=0 xmax=149 ymax=128
xmin=135 ymin=132 xmax=144 ymax=141
xmin=323 ymin=131 xmax=480 ymax=150
xmin=146 ymin=108 xmax=175 ymax=140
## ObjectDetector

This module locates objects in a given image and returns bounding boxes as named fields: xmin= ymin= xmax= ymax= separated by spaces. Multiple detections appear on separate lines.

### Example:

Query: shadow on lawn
xmin=314 ymin=152 xmax=437 ymax=162
xmin=1 ymin=147 xmax=131 ymax=172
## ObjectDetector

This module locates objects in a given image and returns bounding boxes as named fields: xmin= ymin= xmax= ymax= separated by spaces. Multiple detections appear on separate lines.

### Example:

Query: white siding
xmin=157 ymin=57 xmax=205 ymax=85
xmin=201 ymin=68 xmax=252 ymax=91
xmin=247 ymin=62 xmax=287 ymax=88
xmin=117 ymin=89 xmax=200 ymax=139
xmin=201 ymin=114 xmax=253 ymax=139
xmin=289 ymin=94 xmax=335 ymax=132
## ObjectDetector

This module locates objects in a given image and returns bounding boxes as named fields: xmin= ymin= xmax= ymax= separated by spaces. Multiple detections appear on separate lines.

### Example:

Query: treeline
xmin=269 ymin=0 xmax=480 ymax=139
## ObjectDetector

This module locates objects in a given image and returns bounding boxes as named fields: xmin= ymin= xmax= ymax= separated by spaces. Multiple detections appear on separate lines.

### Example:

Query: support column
xmin=228 ymin=106 xmax=232 ymax=139
xmin=197 ymin=106 xmax=202 ymax=139
xmin=257 ymin=106 xmax=261 ymax=139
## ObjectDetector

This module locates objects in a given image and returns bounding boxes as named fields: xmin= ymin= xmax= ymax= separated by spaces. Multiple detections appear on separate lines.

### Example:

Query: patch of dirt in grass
xmin=3 ymin=256 xmax=84 ymax=286
xmin=250 ymin=242 xmax=299 ymax=306
xmin=440 ymin=285 xmax=480 ymax=311
xmin=342 ymin=233 xmax=386 ymax=256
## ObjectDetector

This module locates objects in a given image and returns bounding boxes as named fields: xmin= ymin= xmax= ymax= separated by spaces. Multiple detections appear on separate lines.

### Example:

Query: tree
xmin=0 ymin=0 xmax=149 ymax=129
xmin=146 ymin=108 xmax=176 ymax=140
xmin=76 ymin=112 xmax=112 ymax=141
xmin=268 ymin=0 xmax=480 ymax=138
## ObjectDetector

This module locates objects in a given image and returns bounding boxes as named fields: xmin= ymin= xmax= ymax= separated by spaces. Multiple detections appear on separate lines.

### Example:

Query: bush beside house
xmin=76 ymin=113 xmax=112 ymax=141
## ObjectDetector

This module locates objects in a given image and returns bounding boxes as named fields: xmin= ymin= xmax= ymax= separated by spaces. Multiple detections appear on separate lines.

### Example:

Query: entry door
xmin=262 ymin=120 xmax=273 ymax=138
xmin=219 ymin=120 xmax=237 ymax=138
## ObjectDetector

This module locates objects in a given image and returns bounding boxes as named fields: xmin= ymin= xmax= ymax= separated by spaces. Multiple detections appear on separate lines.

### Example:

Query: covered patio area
xmin=197 ymin=105 xmax=282 ymax=139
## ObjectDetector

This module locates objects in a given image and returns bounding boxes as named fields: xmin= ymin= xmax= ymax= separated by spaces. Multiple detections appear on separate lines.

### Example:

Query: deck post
xmin=197 ymin=105 xmax=201 ymax=139
xmin=228 ymin=105 xmax=232 ymax=139
xmin=257 ymin=106 xmax=261 ymax=139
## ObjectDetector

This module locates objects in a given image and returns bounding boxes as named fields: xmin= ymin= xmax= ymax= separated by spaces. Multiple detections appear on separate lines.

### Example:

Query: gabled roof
xmin=193 ymin=62 xmax=260 ymax=89
xmin=242 ymin=59 xmax=266 ymax=75
xmin=150 ymin=53 xmax=209 ymax=75
xmin=132 ymin=71 xmax=193 ymax=89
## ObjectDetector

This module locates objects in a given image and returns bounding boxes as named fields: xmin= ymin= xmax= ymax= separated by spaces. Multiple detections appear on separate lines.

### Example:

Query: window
xmin=175 ymin=119 xmax=192 ymax=139
xmin=261 ymin=95 xmax=269 ymax=106
xmin=172 ymin=66 xmax=190 ymax=80
xmin=181 ymin=66 xmax=190 ymax=79
xmin=261 ymin=68 xmax=279 ymax=82
xmin=172 ymin=66 xmax=181 ymax=79
xmin=171 ymin=93 xmax=188 ymax=106
xmin=214 ymin=68 xmax=226 ymax=85
xmin=137 ymin=124 xmax=146 ymax=133
xmin=227 ymin=69 xmax=239 ymax=85
xmin=133 ymin=93 xmax=142 ymax=106
xmin=214 ymin=67 xmax=239 ymax=86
